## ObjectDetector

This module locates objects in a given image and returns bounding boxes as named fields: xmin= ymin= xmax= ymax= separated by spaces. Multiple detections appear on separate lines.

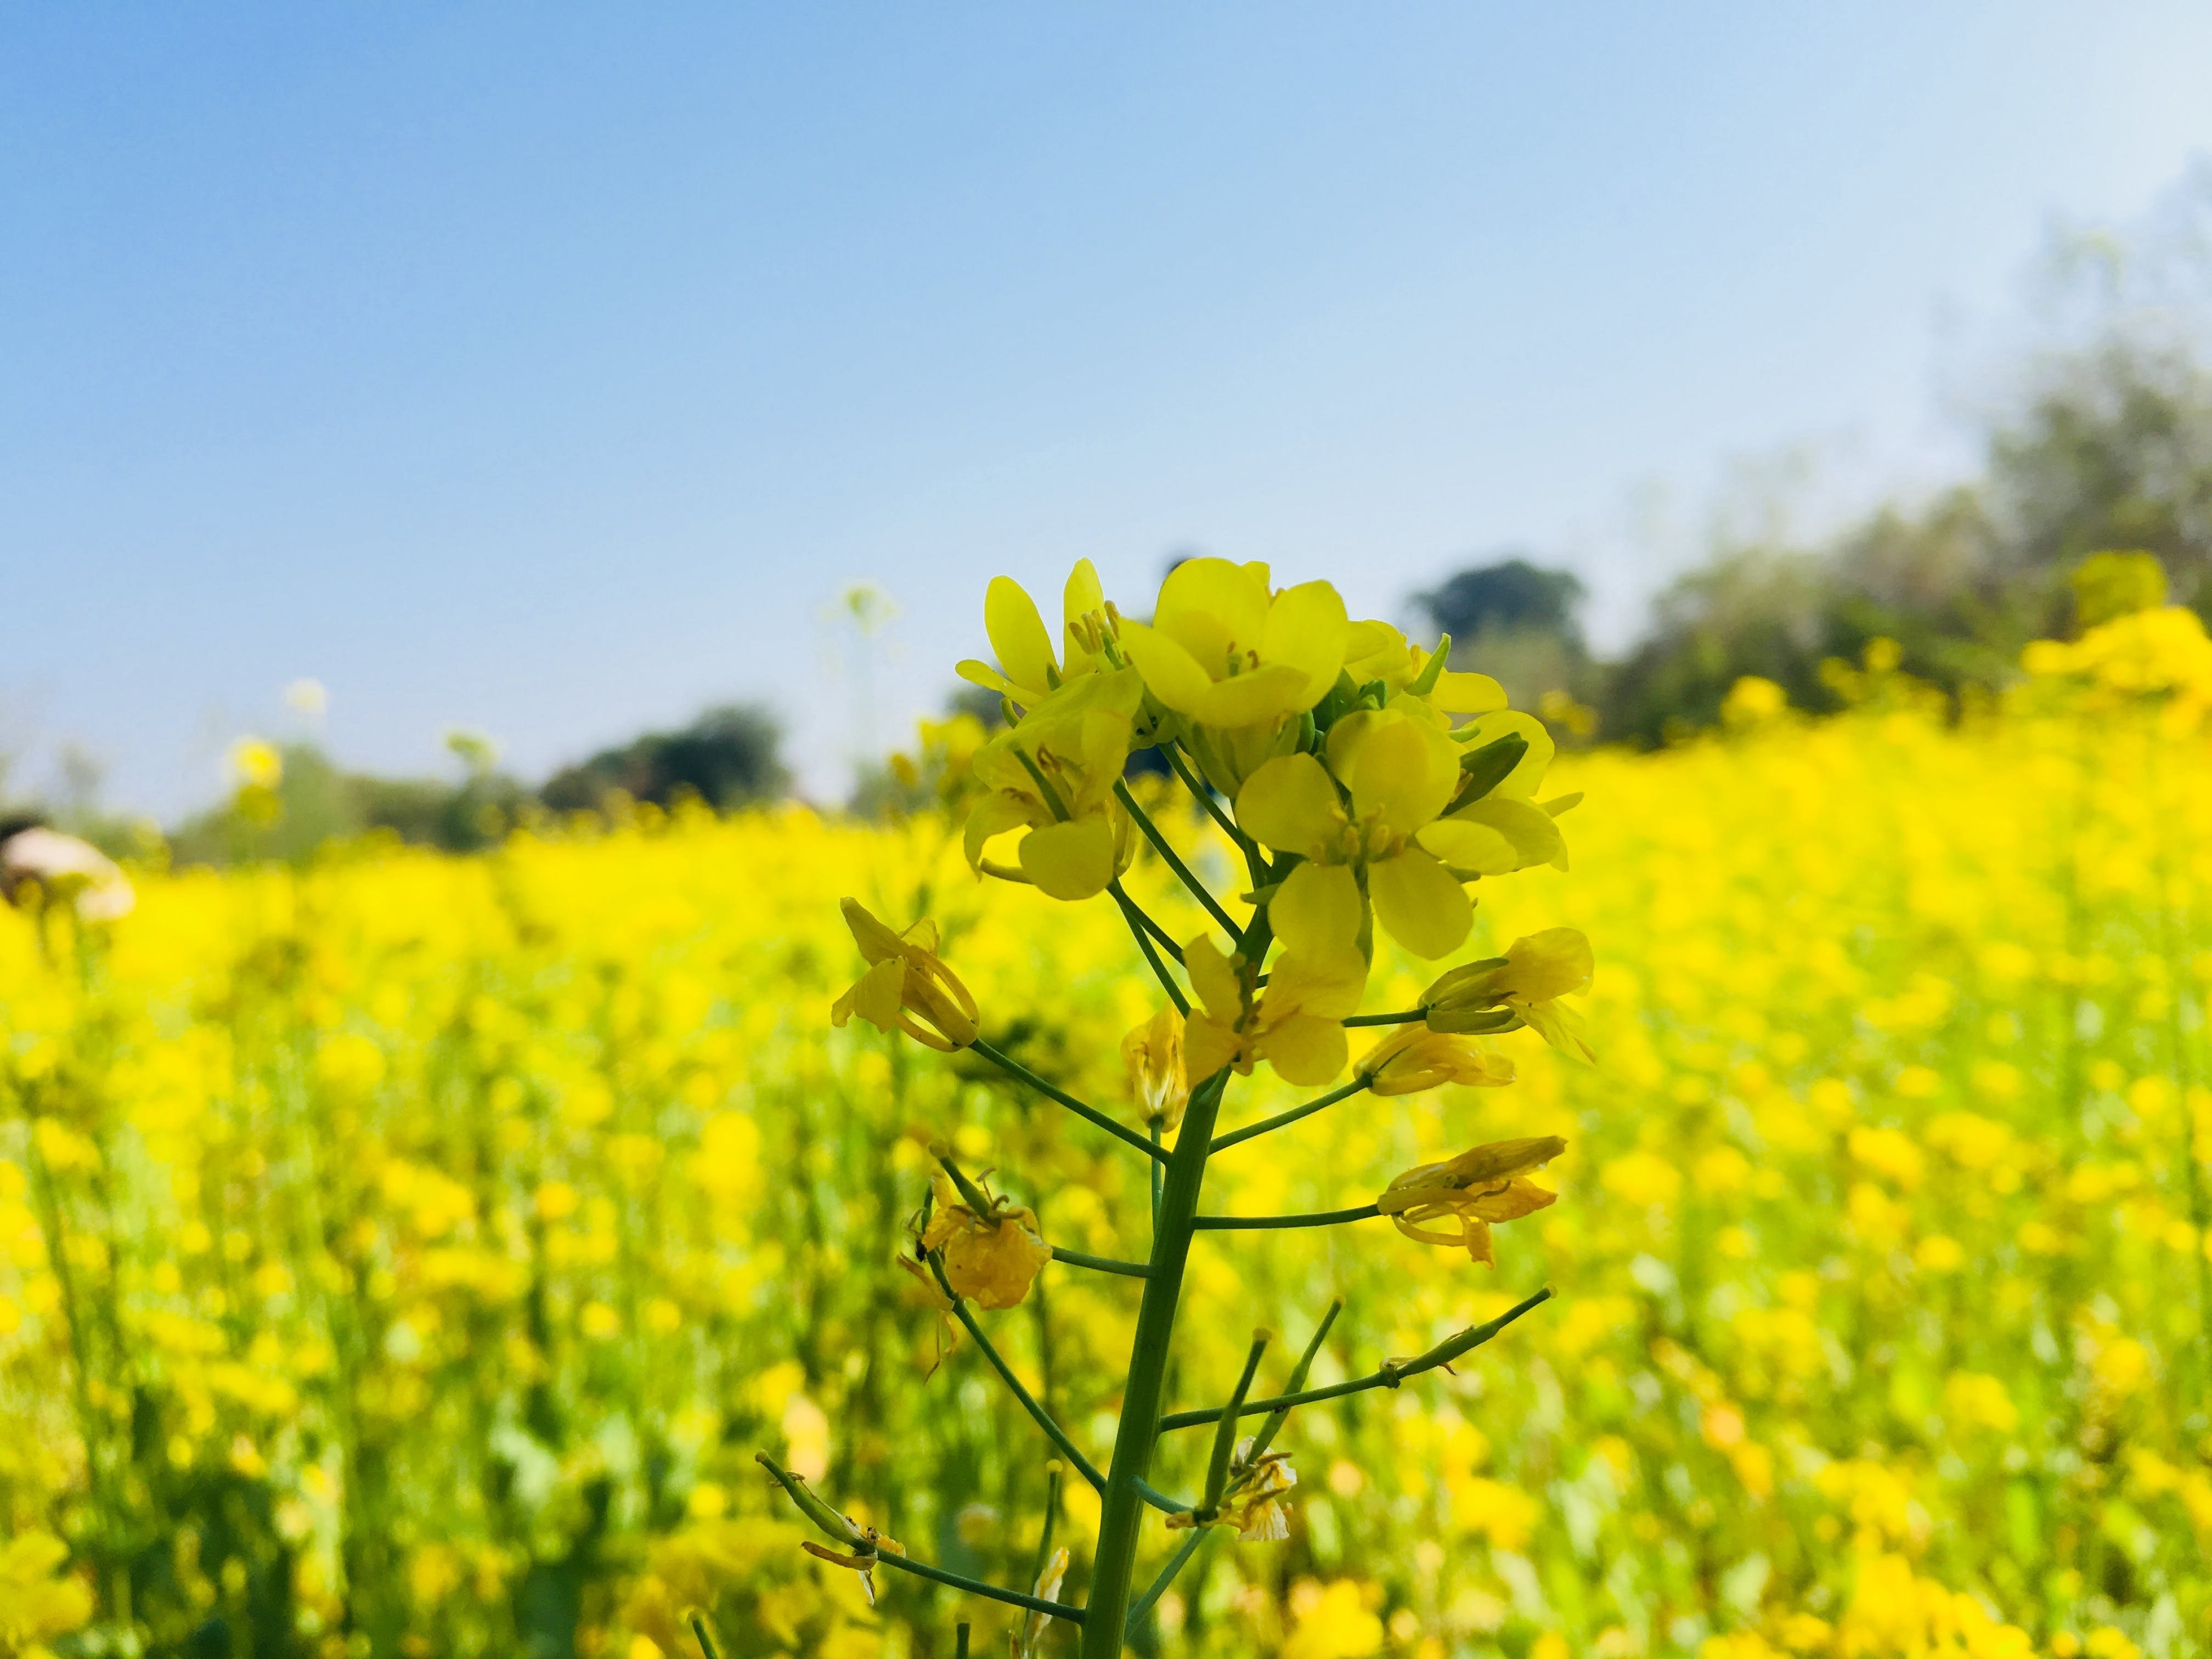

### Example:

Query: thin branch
xmin=970 ymin=1037 xmax=1168 ymax=1164
xmin=1114 ymin=780 xmax=1241 ymax=937
xmin=1192 ymin=1204 xmax=1380 ymax=1231
xmin=1341 ymin=1009 xmax=1426 ymax=1028
xmin=1156 ymin=1288 xmax=1553 ymax=1432
xmin=1159 ymin=742 xmax=1242 ymax=845
xmin=1109 ymin=883 xmax=1190 ymax=1017
xmin=1209 ymin=1077 xmax=1373 ymax=1153
xmin=1200 ymin=1333 xmax=1271 ymax=1516
xmin=1124 ymin=1531 xmax=1211 ymax=1640
xmin=1111 ymin=883 xmax=1186 ymax=962
xmin=1249 ymin=1297 xmax=1342 ymax=1462
xmin=1135 ymin=1479 xmax=1188 ymax=1516
xmin=1051 ymin=1245 xmax=1151 ymax=1279
xmin=929 ymin=1252 xmax=1108 ymax=1491
xmin=874 ymin=1549 xmax=1087 ymax=1624
xmin=691 ymin=1617 xmax=725 ymax=1659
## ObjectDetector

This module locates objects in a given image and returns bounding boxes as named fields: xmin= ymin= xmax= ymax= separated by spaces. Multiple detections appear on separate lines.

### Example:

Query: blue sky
xmin=9 ymin=4 xmax=2212 ymax=815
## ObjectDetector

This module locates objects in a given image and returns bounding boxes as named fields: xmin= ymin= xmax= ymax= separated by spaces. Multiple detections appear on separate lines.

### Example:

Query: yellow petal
xmin=964 ymin=793 xmax=1038 ymax=871
xmin=1500 ymin=928 xmax=1593 ymax=1000
xmin=1264 ymin=944 xmax=1369 ymax=1019
xmin=1063 ymin=557 xmax=1104 ymax=628
xmin=1155 ymin=556 xmax=1269 ymax=664
xmin=1457 ymin=797 xmax=1568 ymax=871
xmin=1182 ymin=935 xmax=1244 ymax=1023
xmin=1368 ymin=849 xmax=1471 ymax=958
xmin=1429 ymin=669 xmax=1508 ymax=714
xmin=1329 ymin=711 xmax=1455 ymax=834
xmin=1414 ymin=816 xmax=1519 ymax=876
xmin=1192 ymin=664 xmax=1312 ymax=729
xmin=1183 ymin=1012 xmax=1244 ymax=1081
xmin=847 ymin=957 xmax=907 ymax=1032
xmin=985 ymin=576 xmax=1058 ymax=695
xmin=1271 ymin=861 xmax=1363 ymax=957
xmin=1454 ymin=710 xmax=1555 ymax=799
xmin=1119 ymin=618 xmax=1216 ymax=716
xmin=840 ymin=898 xmax=906 ymax=964
xmin=1018 ymin=815 xmax=1117 ymax=900
xmin=955 ymin=659 xmax=1022 ymax=698
xmin=1259 ymin=580 xmax=1350 ymax=708
xmin=1235 ymin=753 xmax=1344 ymax=855
xmin=1259 ymin=1014 xmax=1348 ymax=1086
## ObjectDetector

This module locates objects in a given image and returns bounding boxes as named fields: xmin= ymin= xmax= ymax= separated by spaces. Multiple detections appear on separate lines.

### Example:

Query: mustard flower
xmin=1237 ymin=705 xmax=1473 ymax=958
xmin=1375 ymin=1135 xmax=1566 ymax=1267
xmin=1421 ymin=927 xmax=1594 ymax=1061
xmin=1119 ymin=557 xmax=1347 ymax=733
xmin=1167 ymin=1441 xmax=1299 ymax=1541
xmin=1358 ymin=1027 xmax=1515 ymax=1095
xmin=921 ymin=1171 xmax=1052 ymax=1310
xmin=955 ymin=559 xmax=1116 ymax=707
xmin=830 ymin=899 xmax=980 ymax=1051
xmin=962 ymin=668 xmax=1142 ymax=899
xmin=1121 ymin=1005 xmax=1189 ymax=1133
xmin=1182 ymin=933 xmax=1364 ymax=1087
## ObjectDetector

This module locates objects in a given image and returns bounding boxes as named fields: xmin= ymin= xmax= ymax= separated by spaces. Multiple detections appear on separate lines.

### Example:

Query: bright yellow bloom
xmin=1421 ymin=928 xmax=1594 ymax=1061
xmin=1182 ymin=933 xmax=1364 ymax=1087
xmin=963 ymin=667 xmax=1141 ymax=899
xmin=1375 ymin=1136 xmax=1566 ymax=1267
xmin=1121 ymin=1005 xmax=1189 ymax=1132
xmin=955 ymin=560 xmax=1116 ymax=707
xmin=921 ymin=1171 xmax=1052 ymax=1309
xmin=1119 ymin=558 xmax=1349 ymax=731
xmin=1358 ymin=1027 xmax=1514 ymax=1096
xmin=228 ymin=735 xmax=283 ymax=789
xmin=0 ymin=1531 xmax=94 ymax=1656
xmin=1341 ymin=620 xmax=1508 ymax=715
xmin=830 ymin=899 xmax=979 ymax=1051
xmin=1237 ymin=706 xmax=1472 ymax=957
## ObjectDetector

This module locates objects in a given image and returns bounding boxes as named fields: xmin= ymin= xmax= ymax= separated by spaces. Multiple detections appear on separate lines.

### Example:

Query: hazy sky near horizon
xmin=9 ymin=4 xmax=2212 ymax=815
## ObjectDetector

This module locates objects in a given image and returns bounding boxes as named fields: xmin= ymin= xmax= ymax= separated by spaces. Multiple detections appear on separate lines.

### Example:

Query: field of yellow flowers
xmin=5 ymin=653 xmax=2212 ymax=1659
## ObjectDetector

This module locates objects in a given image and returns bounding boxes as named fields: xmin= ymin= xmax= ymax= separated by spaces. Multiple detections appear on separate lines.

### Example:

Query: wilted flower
xmin=920 ymin=1170 xmax=1052 ymax=1310
xmin=1122 ymin=1005 xmax=1189 ymax=1132
xmin=1421 ymin=928 xmax=1594 ymax=1060
xmin=1167 ymin=1440 xmax=1299 ymax=1541
xmin=1359 ymin=1027 xmax=1514 ymax=1096
xmin=830 ymin=899 xmax=979 ymax=1050
xmin=1375 ymin=1136 xmax=1566 ymax=1267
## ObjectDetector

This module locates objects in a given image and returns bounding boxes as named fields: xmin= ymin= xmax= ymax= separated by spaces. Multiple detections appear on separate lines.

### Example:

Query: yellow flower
xmin=1375 ymin=1135 xmax=1566 ymax=1267
xmin=1121 ymin=1006 xmax=1189 ymax=1132
xmin=228 ymin=735 xmax=283 ymax=789
xmin=1341 ymin=621 xmax=1508 ymax=716
xmin=829 ymin=899 xmax=979 ymax=1051
xmin=963 ymin=667 xmax=1142 ymax=899
xmin=1119 ymin=558 xmax=1349 ymax=731
xmin=1358 ymin=1027 xmax=1514 ymax=1096
xmin=921 ymin=1171 xmax=1052 ymax=1310
xmin=955 ymin=560 xmax=1117 ymax=706
xmin=1182 ymin=933 xmax=1365 ymax=1087
xmin=1421 ymin=928 xmax=1595 ymax=1060
xmin=1237 ymin=706 xmax=1474 ymax=958
xmin=0 ymin=1531 xmax=94 ymax=1656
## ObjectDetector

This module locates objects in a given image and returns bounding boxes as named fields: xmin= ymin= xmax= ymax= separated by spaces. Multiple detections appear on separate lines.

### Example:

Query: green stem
xmin=1123 ymin=1530 xmax=1210 ymax=1640
xmin=1113 ymin=780 xmax=1241 ymax=938
xmin=1209 ymin=1077 xmax=1372 ymax=1152
xmin=928 ymin=1252 xmax=1108 ymax=1491
xmin=691 ymin=1616 xmax=725 ymax=1659
xmin=1341 ymin=1009 xmax=1425 ymax=1028
xmin=1199 ymin=1332 xmax=1270 ymax=1516
xmin=1160 ymin=742 xmax=1242 ymax=845
xmin=1110 ymin=883 xmax=1190 ymax=1016
xmin=1052 ymin=1246 xmax=1152 ymax=1279
xmin=1192 ymin=1204 xmax=1380 ymax=1231
xmin=971 ymin=1038 xmax=1167 ymax=1164
xmin=1249 ymin=1297 xmax=1342 ymax=1460
xmin=1157 ymin=1288 xmax=1553 ymax=1431
xmin=875 ymin=1549 xmax=1086 ymax=1623
xmin=1077 ymin=1069 xmax=1229 ymax=1659
xmin=1110 ymin=883 xmax=1186 ymax=963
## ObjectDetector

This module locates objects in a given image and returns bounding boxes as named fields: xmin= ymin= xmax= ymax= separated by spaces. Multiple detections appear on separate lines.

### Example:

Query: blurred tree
xmin=1412 ymin=556 xmax=1600 ymax=730
xmin=540 ymin=703 xmax=787 ymax=814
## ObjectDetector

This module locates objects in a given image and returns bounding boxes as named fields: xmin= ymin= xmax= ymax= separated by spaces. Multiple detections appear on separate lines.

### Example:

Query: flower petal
xmin=1119 ymin=618 xmax=1217 ymax=716
xmin=1193 ymin=664 xmax=1312 ymax=729
xmin=1235 ymin=754 xmax=1344 ymax=855
xmin=1259 ymin=1014 xmax=1348 ymax=1086
xmin=1155 ymin=556 xmax=1270 ymax=665
xmin=1271 ymin=861 xmax=1363 ymax=958
xmin=1018 ymin=815 xmax=1118 ymax=900
xmin=1368 ymin=849 xmax=1472 ymax=958
xmin=1259 ymin=580 xmax=1350 ymax=708
xmin=985 ymin=575 xmax=1058 ymax=695
xmin=1453 ymin=710 xmax=1555 ymax=799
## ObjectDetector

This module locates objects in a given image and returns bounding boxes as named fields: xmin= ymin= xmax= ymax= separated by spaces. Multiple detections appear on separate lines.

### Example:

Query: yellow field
xmin=3 ymin=687 xmax=2210 ymax=1659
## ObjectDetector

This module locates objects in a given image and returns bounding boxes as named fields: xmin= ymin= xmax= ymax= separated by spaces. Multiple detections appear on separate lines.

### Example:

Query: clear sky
xmin=9 ymin=3 xmax=2212 ymax=815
